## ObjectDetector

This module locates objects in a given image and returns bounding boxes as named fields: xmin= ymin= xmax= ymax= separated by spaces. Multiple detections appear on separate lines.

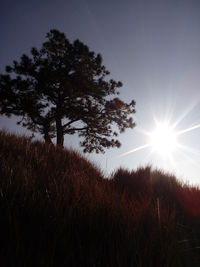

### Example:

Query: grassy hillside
xmin=0 ymin=131 xmax=200 ymax=266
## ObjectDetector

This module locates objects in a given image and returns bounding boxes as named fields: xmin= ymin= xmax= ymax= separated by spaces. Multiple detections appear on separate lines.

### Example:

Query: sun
xmin=118 ymin=111 xmax=200 ymax=160
xmin=149 ymin=122 xmax=177 ymax=155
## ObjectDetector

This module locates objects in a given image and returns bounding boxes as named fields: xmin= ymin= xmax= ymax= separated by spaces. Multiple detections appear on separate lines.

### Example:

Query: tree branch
xmin=65 ymin=126 xmax=88 ymax=133
xmin=63 ymin=118 xmax=80 ymax=128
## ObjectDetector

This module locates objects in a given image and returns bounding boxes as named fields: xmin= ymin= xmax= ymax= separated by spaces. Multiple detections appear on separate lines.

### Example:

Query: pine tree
xmin=0 ymin=29 xmax=136 ymax=153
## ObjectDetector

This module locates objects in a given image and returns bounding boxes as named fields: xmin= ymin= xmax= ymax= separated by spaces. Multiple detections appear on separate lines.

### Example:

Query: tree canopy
xmin=0 ymin=29 xmax=136 ymax=153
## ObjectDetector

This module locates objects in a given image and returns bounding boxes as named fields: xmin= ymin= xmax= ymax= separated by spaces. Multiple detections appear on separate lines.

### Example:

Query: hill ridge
xmin=0 ymin=131 xmax=200 ymax=266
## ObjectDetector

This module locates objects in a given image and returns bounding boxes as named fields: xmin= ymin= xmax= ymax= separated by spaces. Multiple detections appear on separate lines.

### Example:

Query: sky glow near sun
xmin=119 ymin=117 xmax=200 ymax=165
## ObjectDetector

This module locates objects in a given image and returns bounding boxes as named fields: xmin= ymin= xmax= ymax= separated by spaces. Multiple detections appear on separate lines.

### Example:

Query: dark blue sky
xmin=1 ymin=0 xmax=200 ymax=184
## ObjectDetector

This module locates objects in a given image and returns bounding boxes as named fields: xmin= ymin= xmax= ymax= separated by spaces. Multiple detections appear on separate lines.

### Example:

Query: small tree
xmin=0 ymin=29 xmax=136 ymax=153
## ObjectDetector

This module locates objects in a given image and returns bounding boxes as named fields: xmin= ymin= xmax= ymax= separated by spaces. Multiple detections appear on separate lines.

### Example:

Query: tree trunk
xmin=44 ymin=132 xmax=52 ymax=144
xmin=43 ymin=122 xmax=53 ymax=144
xmin=56 ymin=117 xmax=64 ymax=146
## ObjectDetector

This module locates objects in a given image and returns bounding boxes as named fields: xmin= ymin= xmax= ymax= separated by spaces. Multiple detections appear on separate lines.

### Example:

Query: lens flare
xmin=117 ymin=114 xmax=200 ymax=164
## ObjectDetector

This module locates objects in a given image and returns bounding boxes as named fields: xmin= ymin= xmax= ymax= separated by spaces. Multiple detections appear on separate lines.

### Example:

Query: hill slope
xmin=0 ymin=131 xmax=200 ymax=266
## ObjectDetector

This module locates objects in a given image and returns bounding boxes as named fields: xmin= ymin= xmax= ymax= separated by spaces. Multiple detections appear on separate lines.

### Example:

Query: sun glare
xmin=149 ymin=122 xmax=177 ymax=155
xmin=118 ymin=110 xmax=200 ymax=166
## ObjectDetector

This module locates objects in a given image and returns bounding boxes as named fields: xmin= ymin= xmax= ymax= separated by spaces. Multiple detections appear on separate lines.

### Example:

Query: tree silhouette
xmin=0 ymin=29 xmax=136 ymax=153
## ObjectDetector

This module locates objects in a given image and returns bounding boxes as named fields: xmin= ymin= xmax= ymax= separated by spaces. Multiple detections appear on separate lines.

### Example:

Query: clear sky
xmin=1 ymin=0 xmax=200 ymax=184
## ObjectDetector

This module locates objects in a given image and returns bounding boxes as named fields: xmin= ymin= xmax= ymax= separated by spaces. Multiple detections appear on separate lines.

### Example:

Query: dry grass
xmin=0 ymin=131 xmax=200 ymax=266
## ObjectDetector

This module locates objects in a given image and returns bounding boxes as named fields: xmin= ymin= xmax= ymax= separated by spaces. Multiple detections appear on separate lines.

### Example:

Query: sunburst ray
xmin=117 ymin=144 xmax=150 ymax=158
xmin=176 ymin=123 xmax=200 ymax=136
